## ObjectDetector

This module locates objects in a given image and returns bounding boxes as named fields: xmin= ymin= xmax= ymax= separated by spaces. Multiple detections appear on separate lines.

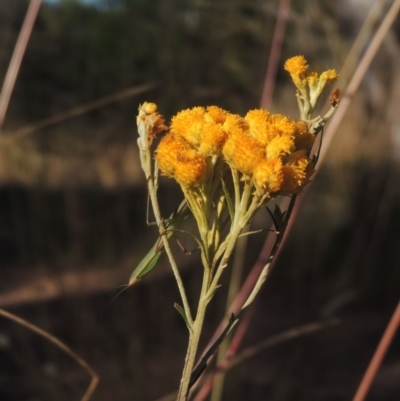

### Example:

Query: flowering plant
xmin=136 ymin=56 xmax=339 ymax=400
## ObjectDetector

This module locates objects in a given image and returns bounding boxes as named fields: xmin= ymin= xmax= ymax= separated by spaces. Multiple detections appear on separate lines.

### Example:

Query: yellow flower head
xmin=221 ymin=113 xmax=249 ymax=162
xmin=156 ymin=132 xmax=187 ymax=177
xmin=222 ymin=129 xmax=265 ymax=176
xmin=245 ymin=109 xmax=271 ymax=145
xmin=245 ymin=110 xmax=297 ymax=148
xmin=174 ymin=148 xmax=207 ymax=187
xmin=206 ymin=105 xmax=229 ymax=124
xmin=280 ymin=151 xmax=313 ymax=194
xmin=222 ymin=113 xmax=248 ymax=137
xmin=284 ymin=56 xmax=339 ymax=114
xmin=284 ymin=55 xmax=309 ymax=76
xmin=253 ymin=158 xmax=283 ymax=194
xmin=284 ymin=55 xmax=309 ymax=91
xmin=170 ymin=107 xmax=206 ymax=148
xmin=266 ymin=134 xmax=295 ymax=159
xmin=269 ymin=114 xmax=298 ymax=137
xmin=308 ymin=69 xmax=339 ymax=106
xmin=198 ymin=121 xmax=227 ymax=156
xmin=155 ymin=132 xmax=206 ymax=187
xmin=168 ymin=106 xmax=232 ymax=157
xmin=320 ymin=69 xmax=340 ymax=86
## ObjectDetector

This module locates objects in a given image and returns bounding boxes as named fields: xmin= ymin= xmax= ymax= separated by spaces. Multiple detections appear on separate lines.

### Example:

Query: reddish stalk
xmin=0 ymin=0 xmax=41 ymax=129
xmin=352 ymin=301 xmax=400 ymax=401
xmin=260 ymin=0 xmax=291 ymax=109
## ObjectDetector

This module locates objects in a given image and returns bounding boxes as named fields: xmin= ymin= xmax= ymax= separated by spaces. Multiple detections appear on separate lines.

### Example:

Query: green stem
xmin=139 ymin=139 xmax=194 ymax=327
xmin=177 ymin=268 xmax=211 ymax=401
xmin=211 ymin=226 xmax=248 ymax=401
xmin=241 ymin=195 xmax=297 ymax=312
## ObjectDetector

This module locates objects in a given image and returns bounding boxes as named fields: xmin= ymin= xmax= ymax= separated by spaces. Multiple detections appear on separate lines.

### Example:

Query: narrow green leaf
xmin=174 ymin=302 xmax=191 ymax=331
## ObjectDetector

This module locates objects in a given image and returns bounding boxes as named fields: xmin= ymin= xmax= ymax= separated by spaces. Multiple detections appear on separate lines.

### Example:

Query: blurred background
xmin=0 ymin=0 xmax=399 ymax=400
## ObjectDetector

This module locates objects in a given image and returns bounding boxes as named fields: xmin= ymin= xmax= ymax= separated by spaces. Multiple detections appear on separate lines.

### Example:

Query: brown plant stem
xmin=8 ymin=82 xmax=158 ymax=141
xmin=193 ymin=318 xmax=339 ymax=401
xmin=0 ymin=0 xmax=41 ymax=129
xmin=210 ymin=229 xmax=249 ymax=401
xmin=318 ymin=0 xmax=400 ymax=164
xmin=352 ymin=301 xmax=400 ymax=401
xmin=0 ymin=308 xmax=98 ymax=401
xmin=260 ymin=0 xmax=291 ymax=109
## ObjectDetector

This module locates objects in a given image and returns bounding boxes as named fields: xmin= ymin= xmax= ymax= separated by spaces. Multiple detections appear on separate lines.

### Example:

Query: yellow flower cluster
xmin=284 ymin=55 xmax=339 ymax=107
xmin=155 ymin=105 xmax=316 ymax=195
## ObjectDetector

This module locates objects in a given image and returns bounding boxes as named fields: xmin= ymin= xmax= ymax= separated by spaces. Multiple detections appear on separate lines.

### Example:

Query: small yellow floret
xmin=221 ymin=113 xmax=249 ymax=162
xmin=170 ymin=107 xmax=206 ymax=148
xmin=270 ymin=114 xmax=297 ymax=136
xmin=284 ymin=55 xmax=309 ymax=75
xmin=307 ymin=69 xmax=339 ymax=103
xmin=222 ymin=130 xmax=264 ymax=176
xmin=233 ymin=135 xmax=265 ymax=176
xmin=280 ymin=151 xmax=313 ymax=194
xmin=155 ymin=132 xmax=206 ymax=187
xmin=198 ymin=122 xmax=227 ymax=156
xmin=175 ymin=148 xmax=207 ymax=187
xmin=141 ymin=102 xmax=158 ymax=114
xmin=266 ymin=135 xmax=295 ymax=159
xmin=245 ymin=111 xmax=297 ymax=147
xmin=206 ymin=106 xmax=229 ymax=124
xmin=284 ymin=55 xmax=309 ymax=91
xmin=320 ymin=69 xmax=339 ymax=85
xmin=222 ymin=113 xmax=248 ymax=136
xmin=155 ymin=133 xmax=188 ymax=177
xmin=253 ymin=158 xmax=283 ymax=193
xmin=245 ymin=109 xmax=271 ymax=145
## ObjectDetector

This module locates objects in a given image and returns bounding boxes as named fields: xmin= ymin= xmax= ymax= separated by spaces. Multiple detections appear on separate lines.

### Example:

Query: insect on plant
xmin=129 ymin=198 xmax=189 ymax=285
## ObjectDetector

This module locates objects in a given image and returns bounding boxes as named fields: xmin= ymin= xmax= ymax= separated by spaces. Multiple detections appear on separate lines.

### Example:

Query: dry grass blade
xmin=5 ymin=81 xmax=159 ymax=142
xmin=319 ymin=0 xmax=400 ymax=164
xmin=228 ymin=318 xmax=340 ymax=370
xmin=0 ymin=0 xmax=42 ymax=129
xmin=260 ymin=0 xmax=291 ymax=109
xmin=352 ymin=301 xmax=400 ymax=401
xmin=0 ymin=308 xmax=99 ymax=401
xmin=193 ymin=318 xmax=340 ymax=401
xmin=332 ymin=0 xmax=387 ymax=92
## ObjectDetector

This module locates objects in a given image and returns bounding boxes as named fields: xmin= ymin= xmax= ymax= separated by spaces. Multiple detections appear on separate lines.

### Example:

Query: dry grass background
xmin=0 ymin=0 xmax=399 ymax=400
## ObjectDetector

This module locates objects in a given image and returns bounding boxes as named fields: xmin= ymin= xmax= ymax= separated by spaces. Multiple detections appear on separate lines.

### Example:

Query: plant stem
xmin=177 ymin=269 xmax=211 ymax=401
xmin=137 ymin=122 xmax=194 ymax=327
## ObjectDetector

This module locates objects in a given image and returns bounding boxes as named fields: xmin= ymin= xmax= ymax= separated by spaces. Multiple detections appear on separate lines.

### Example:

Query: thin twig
xmin=202 ymin=301 xmax=256 ymax=401
xmin=260 ymin=0 xmax=291 ymax=109
xmin=330 ymin=0 xmax=387 ymax=96
xmin=352 ymin=301 xmax=400 ymax=401
xmin=210 ymin=228 xmax=249 ymax=401
xmin=193 ymin=318 xmax=340 ymax=401
xmin=5 ymin=81 xmax=158 ymax=142
xmin=230 ymin=318 xmax=340 ymax=369
xmin=0 ymin=308 xmax=98 ymax=401
xmin=318 ymin=0 xmax=400 ymax=164
xmin=0 ymin=0 xmax=42 ymax=130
